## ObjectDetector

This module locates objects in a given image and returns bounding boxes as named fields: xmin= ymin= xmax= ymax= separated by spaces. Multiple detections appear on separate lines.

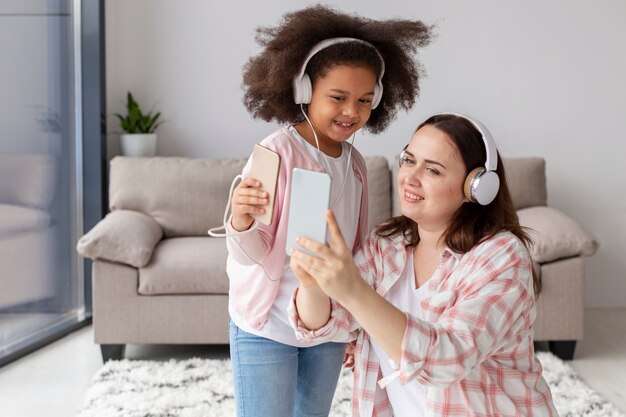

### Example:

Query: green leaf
xmin=116 ymin=91 xmax=164 ymax=134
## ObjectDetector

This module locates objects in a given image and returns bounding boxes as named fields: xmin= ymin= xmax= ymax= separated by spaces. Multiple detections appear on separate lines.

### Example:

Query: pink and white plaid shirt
xmin=289 ymin=230 xmax=558 ymax=416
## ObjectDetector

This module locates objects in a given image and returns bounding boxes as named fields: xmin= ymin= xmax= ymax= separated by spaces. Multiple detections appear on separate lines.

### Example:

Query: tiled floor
xmin=0 ymin=309 xmax=624 ymax=417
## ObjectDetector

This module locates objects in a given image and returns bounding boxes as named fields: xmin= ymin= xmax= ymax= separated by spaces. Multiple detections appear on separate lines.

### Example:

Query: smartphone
xmin=285 ymin=168 xmax=331 ymax=255
xmin=249 ymin=144 xmax=280 ymax=226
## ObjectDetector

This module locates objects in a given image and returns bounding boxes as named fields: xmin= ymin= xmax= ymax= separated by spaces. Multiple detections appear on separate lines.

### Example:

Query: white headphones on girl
xmin=292 ymin=37 xmax=386 ymax=109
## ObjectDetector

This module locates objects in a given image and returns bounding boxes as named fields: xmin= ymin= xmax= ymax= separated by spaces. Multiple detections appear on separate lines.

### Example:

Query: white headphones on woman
xmin=401 ymin=113 xmax=500 ymax=205
xmin=443 ymin=113 xmax=500 ymax=205
xmin=292 ymin=37 xmax=385 ymax=109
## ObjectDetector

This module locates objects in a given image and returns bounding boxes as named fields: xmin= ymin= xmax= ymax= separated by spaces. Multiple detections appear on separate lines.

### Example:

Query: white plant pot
xmin=120 ymin=133 xmax=157 ymax=157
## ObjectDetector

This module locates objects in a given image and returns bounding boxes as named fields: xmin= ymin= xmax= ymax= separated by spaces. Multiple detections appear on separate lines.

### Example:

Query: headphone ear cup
xmin=294 ymin=74 xmax=312 ymax=105
xmin=464 ymin=167 xmax=500 ymax=205
xmin=301 ymin=74 xmax=312 ymax=104
xmin=293 ymin=74 xmax=313 ymax=105
xmin=464 ymin=167 xmax=484 ymax=202
xmin=371 ymin=79 xmax=383 ymax=109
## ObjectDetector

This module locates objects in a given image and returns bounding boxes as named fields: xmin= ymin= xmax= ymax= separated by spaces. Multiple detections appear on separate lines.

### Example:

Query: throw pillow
xmin=76 ymin=210 xmax=162 ymax=267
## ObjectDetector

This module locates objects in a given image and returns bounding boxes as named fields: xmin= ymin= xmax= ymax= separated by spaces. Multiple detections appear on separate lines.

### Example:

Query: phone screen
xmin=285 ymin=168 xmax=331 ymax=255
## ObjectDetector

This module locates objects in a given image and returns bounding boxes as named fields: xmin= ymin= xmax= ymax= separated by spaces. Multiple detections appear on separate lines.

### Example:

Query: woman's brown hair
xmin=242 ymin=4 xmax=434 ymax=133
xmin=377 ymin=114 xmax=541 ymax=294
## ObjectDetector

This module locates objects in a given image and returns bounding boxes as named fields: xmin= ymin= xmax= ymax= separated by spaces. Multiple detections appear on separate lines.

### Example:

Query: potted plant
xmin=115 ymin=92 xmax=163 ymax=157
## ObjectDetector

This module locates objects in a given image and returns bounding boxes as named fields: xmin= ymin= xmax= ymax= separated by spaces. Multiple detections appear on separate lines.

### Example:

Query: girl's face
xmin=397 ymin=125 xmax=468 ymax=232
xmin=300 ymin=64 xmax=377 ymax=155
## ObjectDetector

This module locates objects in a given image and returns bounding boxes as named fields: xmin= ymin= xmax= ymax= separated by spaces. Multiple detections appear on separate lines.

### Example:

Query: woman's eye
xmin=400 ymin=156 xmax=416 ymax=167
xmin=426 ymin=167 xmax=440 ymax=175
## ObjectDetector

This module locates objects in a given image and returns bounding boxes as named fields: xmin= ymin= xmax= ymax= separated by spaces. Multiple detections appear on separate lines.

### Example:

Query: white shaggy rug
xmin=77 ymin=351 xmax=624 ymax=417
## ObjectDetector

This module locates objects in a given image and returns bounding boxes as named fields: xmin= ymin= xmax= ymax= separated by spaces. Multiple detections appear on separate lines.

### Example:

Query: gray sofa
xmin=77 ymin=155 xmax=598 ymax=362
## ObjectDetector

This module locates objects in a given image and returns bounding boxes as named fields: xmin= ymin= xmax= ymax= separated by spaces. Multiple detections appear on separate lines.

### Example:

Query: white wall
xmin=105 ymin=0 xmax=626 ymax=308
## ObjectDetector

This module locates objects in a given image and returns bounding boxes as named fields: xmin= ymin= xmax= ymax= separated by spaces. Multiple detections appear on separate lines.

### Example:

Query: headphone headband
xmin=293 ymin=37 xmax=385 ymax=109
xmin=295 ymin=37 xmax=386 ymax=81
xmin=436 ymin=112 xmax=498 ymax=172
xmin=430 ymin=112 xmax=500 ymax=205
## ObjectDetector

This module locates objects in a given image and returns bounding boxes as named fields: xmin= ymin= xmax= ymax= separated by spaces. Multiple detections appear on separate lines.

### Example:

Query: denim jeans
xmin=229 ymin=320 xmax=346 ymax=417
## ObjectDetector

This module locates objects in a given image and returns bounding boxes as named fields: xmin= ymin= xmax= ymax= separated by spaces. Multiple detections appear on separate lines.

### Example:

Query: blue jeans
xmin=229 ymin=320 xmax=346 ymax=417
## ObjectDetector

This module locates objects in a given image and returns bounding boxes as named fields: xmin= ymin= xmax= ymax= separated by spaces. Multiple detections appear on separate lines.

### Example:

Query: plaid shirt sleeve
xmin=288 ymin=291 xmax=360 ymax=343
xmin=397 ymin=234 xmax=536 ymax=386
xmin=287 ymin=232 xmax=385 ymax=343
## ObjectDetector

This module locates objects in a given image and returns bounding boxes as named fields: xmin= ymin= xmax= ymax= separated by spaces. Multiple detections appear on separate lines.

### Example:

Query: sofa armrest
xmin=517 ymin=206 xmax=598 ymax=263
xmin=77 ymin=210 xmax=163 ymax=268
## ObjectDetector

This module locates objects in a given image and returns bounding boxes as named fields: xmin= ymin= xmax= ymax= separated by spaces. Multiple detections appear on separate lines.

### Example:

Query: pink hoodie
xmin=226 ymin=126 xmax=369 ymax=330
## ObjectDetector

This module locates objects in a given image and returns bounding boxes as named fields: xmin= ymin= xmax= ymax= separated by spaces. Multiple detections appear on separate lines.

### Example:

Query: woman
xmin=288 ymin=113 xmax=558 ymax=416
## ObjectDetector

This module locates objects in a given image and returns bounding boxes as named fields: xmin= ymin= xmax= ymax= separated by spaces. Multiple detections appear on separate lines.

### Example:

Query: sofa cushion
xmin=502 ymin=157 xmax=547 ymax=210
xmin=364 ymin=156 xmax=391 ymax=233
xmin=76 ymin=210 xmax=163 ymax=268
xmin=138 ymin=237 xmax=229 ymax=295
xmin=109 ymin=156 xmax=247 ymax=237
xmin=0 ymin=204 xmax=51 ymax=236
xmin=518 ymin=206 xmax=598 ymax=263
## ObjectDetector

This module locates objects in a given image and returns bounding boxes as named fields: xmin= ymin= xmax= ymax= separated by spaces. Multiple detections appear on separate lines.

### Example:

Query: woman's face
xmin=397 ymin=124 xmax=467 ymax=231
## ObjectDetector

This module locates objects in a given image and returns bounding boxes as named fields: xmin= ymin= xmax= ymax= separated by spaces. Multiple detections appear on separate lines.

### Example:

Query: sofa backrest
xmin=502 ymin=157 xmax=547 ymax=209
xmin=364 ymin=156 xmax=391 ymax=232
xmin=109 ymin=156 xmax=246 ymax=237
xmin=108 ymin=155 xmax=546 ymax=237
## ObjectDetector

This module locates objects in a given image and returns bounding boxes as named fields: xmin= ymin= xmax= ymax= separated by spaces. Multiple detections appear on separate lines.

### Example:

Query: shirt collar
xmin=393 ymin=233 xmax=462 ymax=263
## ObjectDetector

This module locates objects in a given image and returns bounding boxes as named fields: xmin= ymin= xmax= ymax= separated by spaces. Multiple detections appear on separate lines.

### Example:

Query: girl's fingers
xmin=236 ymin=187 xmax=268 ymax=200
xmin=237 ymin=204 xmax=265 ymax=214
xmin=235 ymin=194 xmax=268 ymax=206
xmin=241 ymin=176 xmax=262 ymax=188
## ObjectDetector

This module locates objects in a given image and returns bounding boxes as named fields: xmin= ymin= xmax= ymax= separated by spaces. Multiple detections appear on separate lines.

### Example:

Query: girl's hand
xmin=230 ymin=177 xmax=268 ymax=231
xmin=289 ymin=210 xmax=364 ymax=305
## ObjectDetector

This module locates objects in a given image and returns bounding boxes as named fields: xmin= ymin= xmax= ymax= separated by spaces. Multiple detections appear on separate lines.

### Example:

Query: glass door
xmin=0 ymin=0 xmax=96 ymax=365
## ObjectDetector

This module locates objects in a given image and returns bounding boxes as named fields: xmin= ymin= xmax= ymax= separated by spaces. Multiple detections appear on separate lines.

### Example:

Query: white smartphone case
xmin=285 ymin=168 xmax=331 ymax=255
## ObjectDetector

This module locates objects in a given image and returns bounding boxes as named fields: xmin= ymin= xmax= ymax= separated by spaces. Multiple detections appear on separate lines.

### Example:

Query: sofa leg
xmin=548 ymin=340 xmax=576 ymax=360
xmin=100 ymin=344 xmax=126 ymax=362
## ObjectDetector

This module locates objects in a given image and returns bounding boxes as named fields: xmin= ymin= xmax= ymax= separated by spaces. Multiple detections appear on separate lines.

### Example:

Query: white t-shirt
xmin=230 ymin=127 xmax=362 ymax=346
xmin=370 ymin=255 xmax=430 ymax=416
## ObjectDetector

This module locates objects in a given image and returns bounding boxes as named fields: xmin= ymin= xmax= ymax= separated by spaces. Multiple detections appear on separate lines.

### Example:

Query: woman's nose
xmin=404 ymin=168 xmax=422 ymax=186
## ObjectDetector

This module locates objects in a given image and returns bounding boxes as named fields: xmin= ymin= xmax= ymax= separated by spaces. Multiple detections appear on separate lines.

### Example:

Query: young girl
xmin=289 ymin=114 xmax=558 ymax=416
xmin=225 ymin=5 xmax=432 ymax=417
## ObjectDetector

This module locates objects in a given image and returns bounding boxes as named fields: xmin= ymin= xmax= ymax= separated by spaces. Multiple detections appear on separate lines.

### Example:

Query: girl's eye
xmin=331 ymin=96 xmax=345 ymax=102
xmin=359 ymin=98 xmax=372 ymax=104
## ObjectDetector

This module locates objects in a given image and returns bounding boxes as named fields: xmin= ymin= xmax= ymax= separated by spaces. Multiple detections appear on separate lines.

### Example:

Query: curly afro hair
xmin=242 ymin=4 xmax=434 ymax=134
